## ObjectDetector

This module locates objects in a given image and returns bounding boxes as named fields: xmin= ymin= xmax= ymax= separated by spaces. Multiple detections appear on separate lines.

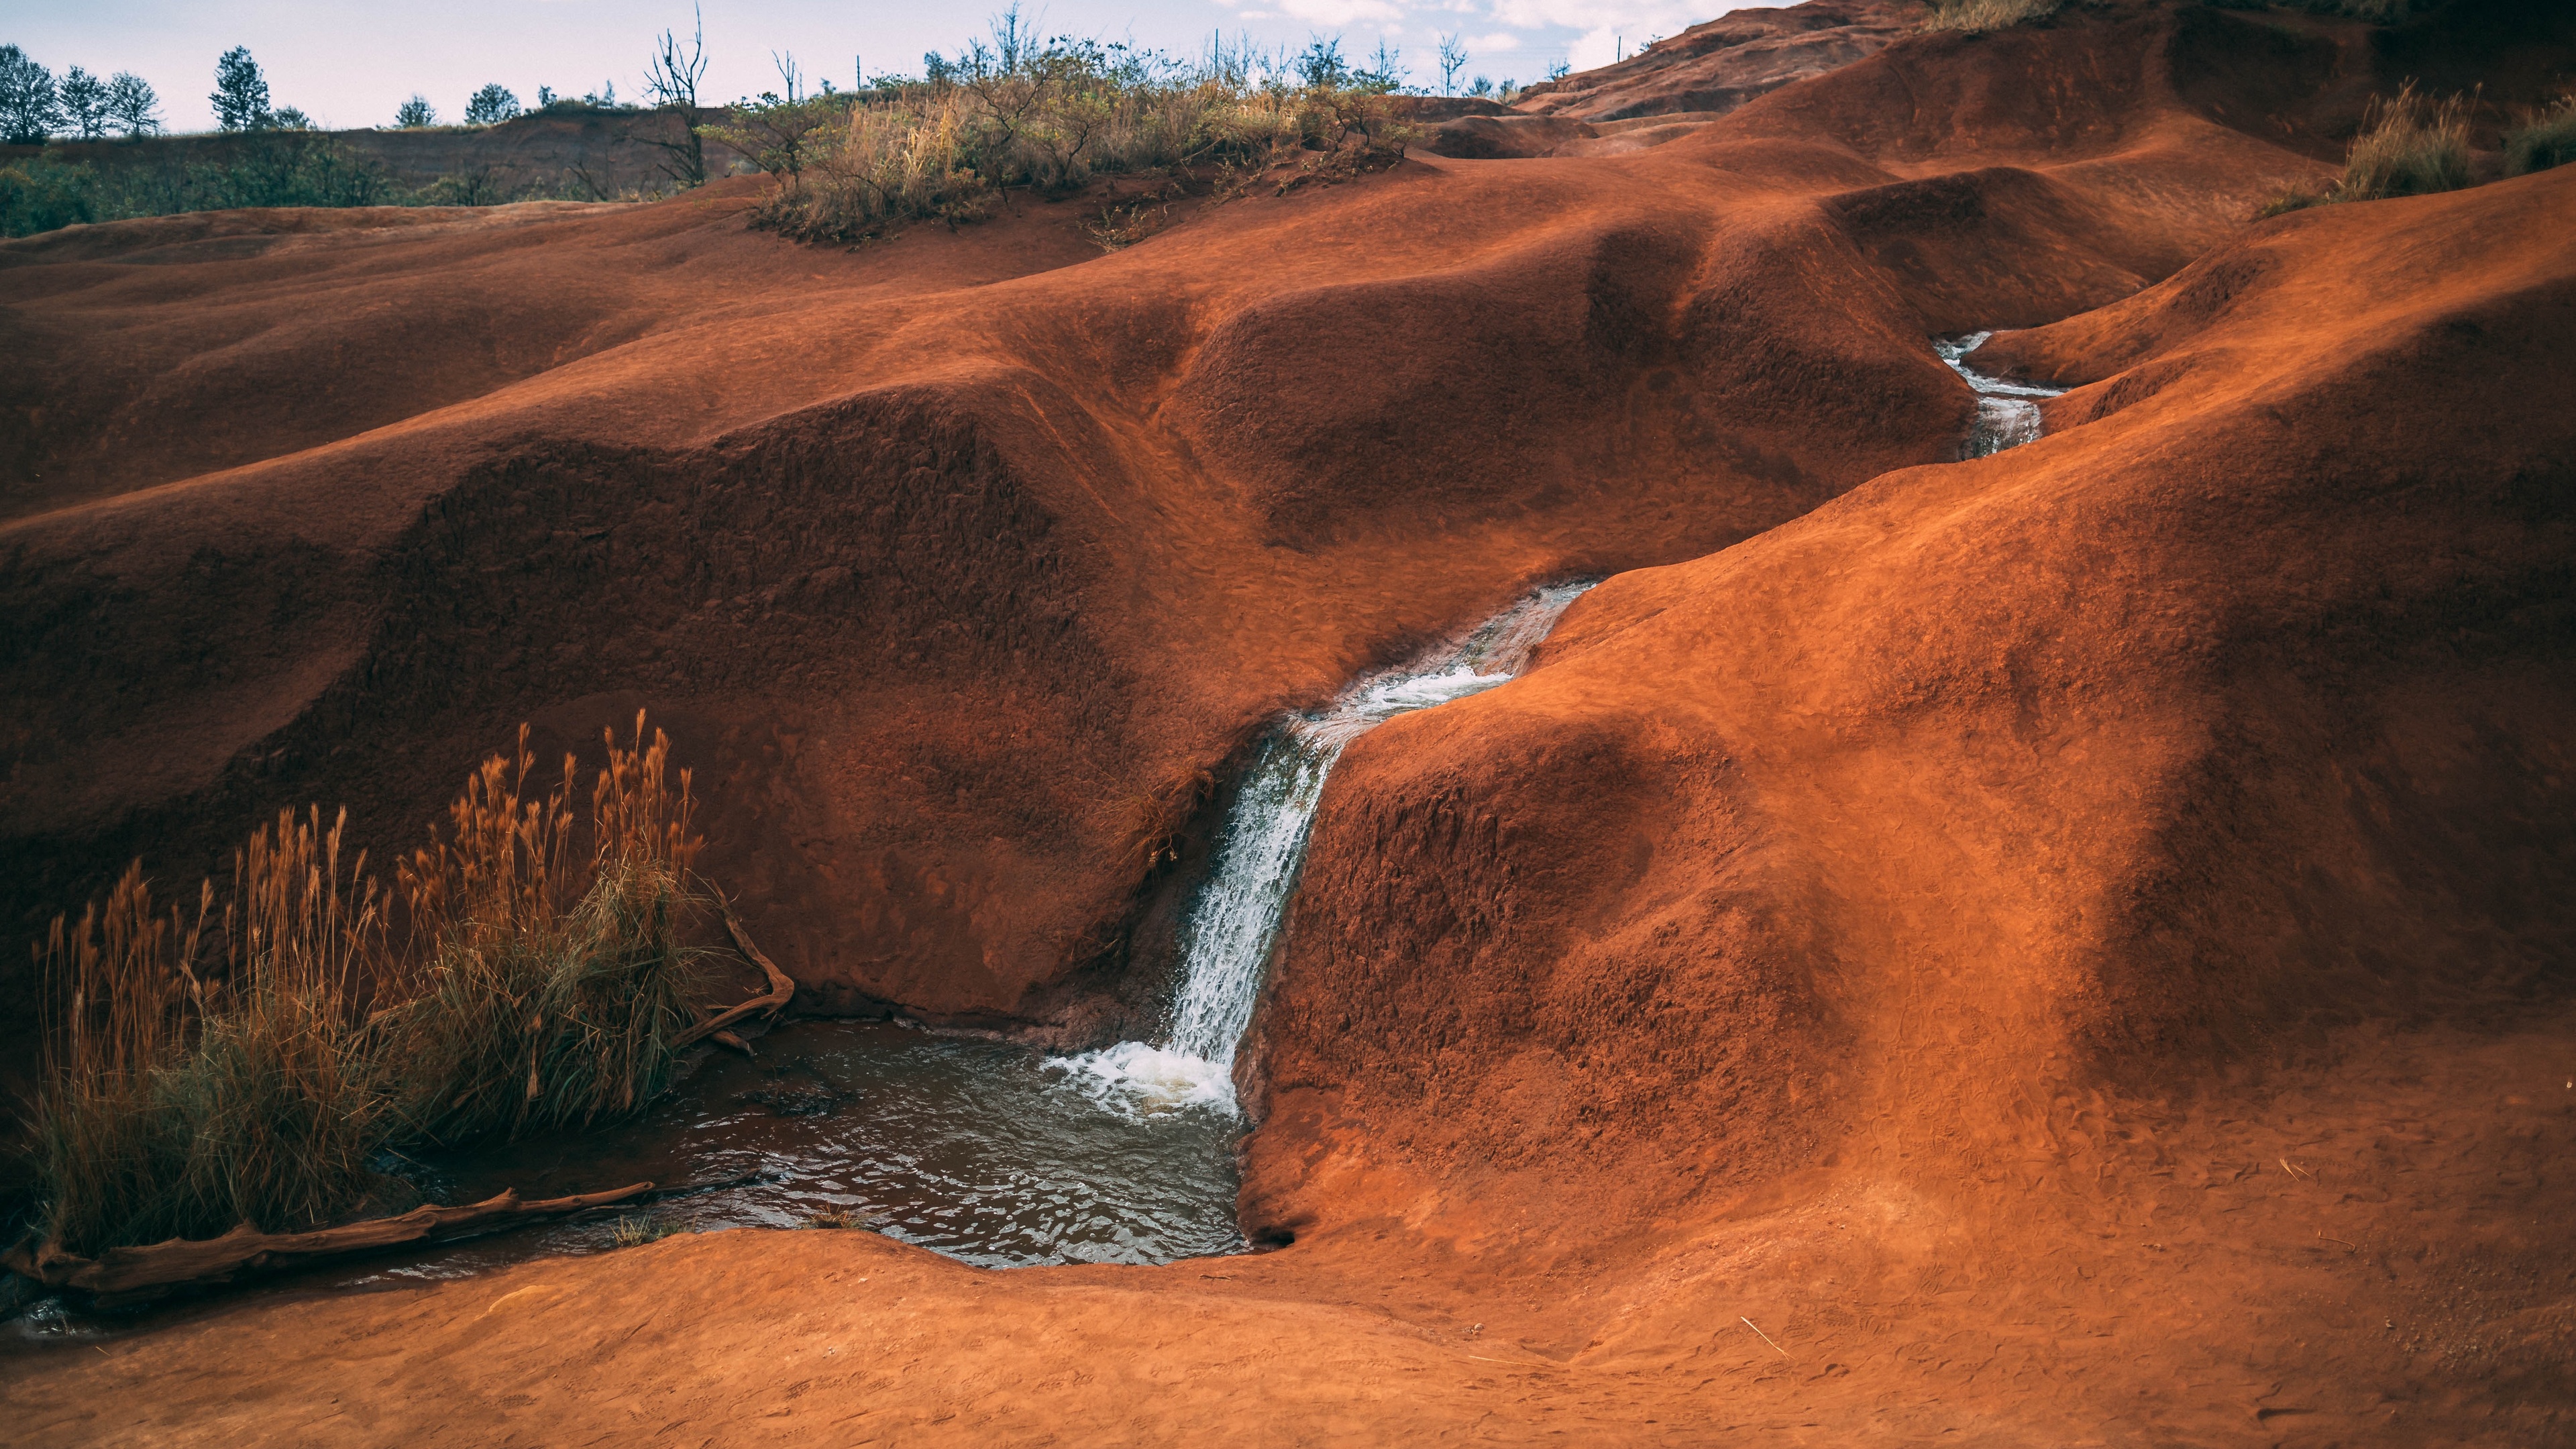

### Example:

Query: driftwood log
xmin=675 ymin=904 xmax=798 ymax=1049
xmin=1 ymin=1181 xmax=653 ymax=1303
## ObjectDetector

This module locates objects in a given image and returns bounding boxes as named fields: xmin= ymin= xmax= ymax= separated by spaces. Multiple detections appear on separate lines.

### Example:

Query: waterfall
xmin=1937 ymin=331 xmax=2067 ymax=457
xmin=1048 ymin=580 xmax=1595 ymax=1116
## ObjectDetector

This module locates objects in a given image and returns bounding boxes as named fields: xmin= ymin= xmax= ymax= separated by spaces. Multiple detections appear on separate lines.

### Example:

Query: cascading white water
xmin=1047 ymin=580 xmax=1595 ymax=1117
xmin=1937 ymin=331 xmax=2068 ymax=457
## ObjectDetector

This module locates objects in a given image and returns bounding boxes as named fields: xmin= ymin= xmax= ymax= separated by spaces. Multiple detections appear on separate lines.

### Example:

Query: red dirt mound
xmin=3 ymin=3 xmax=2573 ymax=1442
xmin=1518 ymin=0 xmax=1921 ymax=123
xmin=3 ymin=1 xmax=2350 ymax=1038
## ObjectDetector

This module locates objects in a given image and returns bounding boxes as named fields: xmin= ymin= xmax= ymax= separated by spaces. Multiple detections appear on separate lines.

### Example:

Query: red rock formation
xmin=4 ymin=4 xmax=2575 ymax=1440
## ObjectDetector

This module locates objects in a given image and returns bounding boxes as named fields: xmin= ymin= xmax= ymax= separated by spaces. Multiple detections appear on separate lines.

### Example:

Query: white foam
xmin=1043 ymin=1041 xmax=1236 ymax=1118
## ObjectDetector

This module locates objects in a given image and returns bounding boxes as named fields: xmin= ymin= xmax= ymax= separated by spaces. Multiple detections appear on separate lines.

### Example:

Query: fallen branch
xmin=675 ymin=903 xmax=798 ymax=1049
xmin=2 ymin=1181 xmax=652 ymax=1303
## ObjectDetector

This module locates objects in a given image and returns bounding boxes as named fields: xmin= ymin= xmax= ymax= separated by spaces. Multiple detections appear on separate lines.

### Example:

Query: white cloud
xmin=1269 ymin=0 xmax=1406 ymax=23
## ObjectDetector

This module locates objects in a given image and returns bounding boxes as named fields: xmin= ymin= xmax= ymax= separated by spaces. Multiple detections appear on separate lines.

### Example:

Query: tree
xmin=464 ymin=83 xmax=519 ymax=125
xmin=107 ymin=72 xmax=162 ymax=137
xmin=272 ymin=106 xmax=313 ymax=129
xmin=212 ymin=46 xmax=272 ymax=131
xmin=642 ymin=5 xmax=710 ymax=187
xmin=1546 ymin=60 xmax=1571 ymax=82
xmin=58 ymin=66 xmax=109 ymax=139
xmin=0 ymin=45 xmax=61 ymax=144
xmin=395 ymin=95 xmax=435 ymax=127
xmin=1297 ymin=37 xmax=1350 ymax=89
xmin=1438 ymin=35 xmax=1468 ymax=96
xmin=1354 ymin=40 xmax=1404 ymax=94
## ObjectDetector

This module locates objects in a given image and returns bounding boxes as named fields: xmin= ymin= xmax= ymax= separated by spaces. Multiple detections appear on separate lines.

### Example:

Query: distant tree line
xmin=1 ymin=45 xmax=162 ymax=142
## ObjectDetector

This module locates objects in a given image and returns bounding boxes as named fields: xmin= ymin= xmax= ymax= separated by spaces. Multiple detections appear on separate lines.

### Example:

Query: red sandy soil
xmin=3 ymin=1 xmax=2575 ymax=1442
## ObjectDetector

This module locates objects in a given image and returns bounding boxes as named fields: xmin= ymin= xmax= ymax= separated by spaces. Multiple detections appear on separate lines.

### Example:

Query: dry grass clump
xmin=609 ymin=1213 xmax=676 ymax=1248
xmin=24 ymin=714 xmax=717 ymax=1259
xmin=1919 ymin=0 xmax=2063 ymax=35
xmin=735 ymin=36 xmax=1413 ymax=244
xmin=2259 ymin=83 xmax=2473 ymax=216
xmin=2505 ymin=94 xmax=2576 ymax=177
xmin=32 ymin=817 xmax=388 ymax=1257
xmin=383 ymin=720 xmax=709 ymax=1144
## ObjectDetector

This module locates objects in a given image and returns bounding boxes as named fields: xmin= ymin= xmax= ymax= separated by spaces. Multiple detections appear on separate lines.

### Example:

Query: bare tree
xmin=1438 ymin=34 xmax=1468 ymax=97
xmin=642 ymin=4 xmax=710 ymax=188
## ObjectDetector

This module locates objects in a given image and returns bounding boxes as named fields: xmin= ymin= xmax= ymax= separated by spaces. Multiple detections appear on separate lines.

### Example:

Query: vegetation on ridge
xmin=1919 ymin=0 xmax=2065 ymax=36
xmin=22 ymin=716 xmax=719 ymax=1259
xmin=2259 ymin=82 xmax=2473 ymax=215
xmin=714 ymin=19 xmax=1417 ymax=244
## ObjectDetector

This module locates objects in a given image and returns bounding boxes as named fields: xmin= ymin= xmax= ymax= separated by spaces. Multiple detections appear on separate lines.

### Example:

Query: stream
xmin=1938 ymin=331 xmax=2067 ymax=455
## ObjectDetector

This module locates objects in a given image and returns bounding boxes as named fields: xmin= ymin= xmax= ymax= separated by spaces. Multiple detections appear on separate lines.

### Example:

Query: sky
xmin=8 ymin=0 xmax=1781 ymax=135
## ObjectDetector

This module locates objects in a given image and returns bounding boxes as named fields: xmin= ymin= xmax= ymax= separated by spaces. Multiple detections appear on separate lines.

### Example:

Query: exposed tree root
xmin=675 ymin=904 xmax=797 ymax=1049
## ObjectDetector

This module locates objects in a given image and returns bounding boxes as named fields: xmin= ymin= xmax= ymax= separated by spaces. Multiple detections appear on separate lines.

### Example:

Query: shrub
xmin=394 ymin=95 xmax=436 ymax=128
xmin=1920 ymin=0 xmax=2063 ymax=35
xmin=2505 ymin=94 xmax=2576 ymax=176
xmin=2257 ymin=82 xmax=2471 ymax=216
xmin=24 ymin=714 xmax=721 ymax=1258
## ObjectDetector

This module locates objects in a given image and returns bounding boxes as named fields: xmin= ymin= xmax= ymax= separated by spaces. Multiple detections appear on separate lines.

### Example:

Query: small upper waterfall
xmin=1050 ymin=580 xmax=1595 ymax=1116
xmin=1937 ymin=331 xmax=2068 ymax=457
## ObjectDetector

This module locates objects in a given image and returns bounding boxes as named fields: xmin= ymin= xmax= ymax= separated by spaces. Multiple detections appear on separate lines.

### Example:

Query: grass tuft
xmin=2258 ymin=81 xmax=2473 ymax=217
xmin=24 ymin=713 xmax=721 ymax=1260
xmin=2504 ymin=94 xmax=2576 ymax=177
xmin=609 ymin=1213 xmax=676 ymax=1248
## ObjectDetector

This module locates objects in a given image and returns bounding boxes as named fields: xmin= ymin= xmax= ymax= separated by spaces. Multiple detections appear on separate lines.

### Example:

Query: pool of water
xmin=353 ymin=1017 xmax=1248 ymax=1283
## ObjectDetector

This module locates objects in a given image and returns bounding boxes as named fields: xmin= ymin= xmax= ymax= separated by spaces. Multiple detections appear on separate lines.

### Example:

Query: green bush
xmin=0 ymin=154 xmax=97 ymax=235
